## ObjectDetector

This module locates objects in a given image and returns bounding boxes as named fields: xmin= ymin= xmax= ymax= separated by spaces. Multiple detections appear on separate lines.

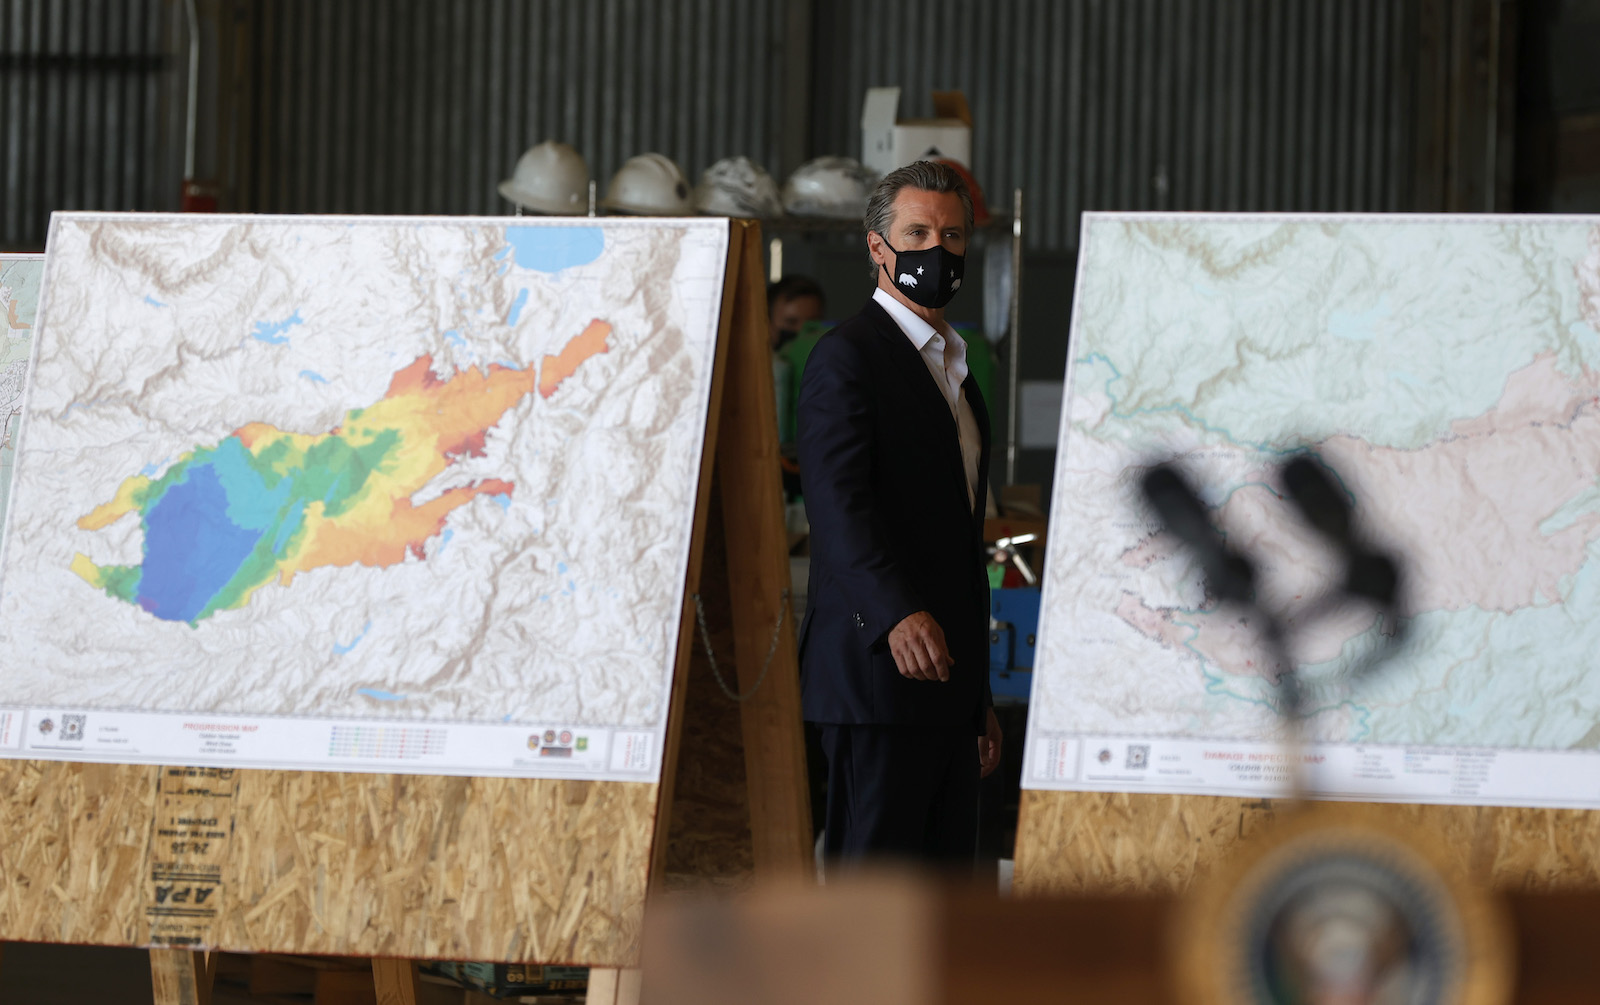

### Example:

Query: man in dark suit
xmin=797 ymin=160 xmax=1002 ymax=864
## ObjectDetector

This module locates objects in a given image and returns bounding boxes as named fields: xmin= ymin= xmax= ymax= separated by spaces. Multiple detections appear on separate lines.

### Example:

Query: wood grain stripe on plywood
xmin=1014 ymin=789 xmax=1600 ymax=896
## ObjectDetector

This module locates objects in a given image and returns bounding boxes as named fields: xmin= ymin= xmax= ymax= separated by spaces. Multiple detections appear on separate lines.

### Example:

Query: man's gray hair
xmin=862 ymin=160 xmax=974 ymax=275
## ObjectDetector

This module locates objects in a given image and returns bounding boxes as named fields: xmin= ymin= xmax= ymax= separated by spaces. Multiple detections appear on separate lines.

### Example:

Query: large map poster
xmin=1024 ymin=214 xmax=1600 ymax=808
xmin=0 ymin=215 xmax=728 ymax=782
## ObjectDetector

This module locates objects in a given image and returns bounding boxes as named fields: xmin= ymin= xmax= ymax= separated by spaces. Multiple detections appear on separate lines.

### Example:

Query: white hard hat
xmin=499 ymin=141 xmax=589 ymax=215
xmin=694 ymin=156 xmax=783 ymax=218
xmin=781 ymin=156 xmax=877 ymax=219
xmin=603 ymin=153 xmax=693 ymax=215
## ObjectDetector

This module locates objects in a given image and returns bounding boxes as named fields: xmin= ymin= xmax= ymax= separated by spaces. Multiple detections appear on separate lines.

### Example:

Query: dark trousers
xmin=816 ymin=723 xmax=979 ymax=866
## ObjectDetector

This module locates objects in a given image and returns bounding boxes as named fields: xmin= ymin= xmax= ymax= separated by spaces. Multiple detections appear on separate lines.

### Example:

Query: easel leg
xmin=149 ymin=949 xmax=214 ymax=1005
xmin=586 ymin=967 xmax=641 ymax=1005
xmin=714 ymin=219 xmax=814 ymax=875
xmin=371 ymin=958 xmax=422 ymax=1005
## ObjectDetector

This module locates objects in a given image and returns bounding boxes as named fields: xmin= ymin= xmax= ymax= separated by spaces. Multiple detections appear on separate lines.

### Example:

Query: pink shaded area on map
xmin=1117 ymin=351 xmax=1600 ymax=682
xmin=1327 ymin=353 xmax=1600 ymax=614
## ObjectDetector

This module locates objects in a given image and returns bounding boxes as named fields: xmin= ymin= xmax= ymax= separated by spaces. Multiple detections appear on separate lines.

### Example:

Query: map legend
xmin=328 ymin=725 xmax=448 ymax=760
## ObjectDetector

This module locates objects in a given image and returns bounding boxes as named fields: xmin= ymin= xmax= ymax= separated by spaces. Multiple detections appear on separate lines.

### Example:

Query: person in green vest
xmin=769 ymin=276 xmax=826 ymax=498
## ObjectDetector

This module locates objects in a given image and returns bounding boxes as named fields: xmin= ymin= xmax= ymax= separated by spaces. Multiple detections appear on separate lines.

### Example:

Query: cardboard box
xmin=860 ymin=88 xmax=973 ymax=177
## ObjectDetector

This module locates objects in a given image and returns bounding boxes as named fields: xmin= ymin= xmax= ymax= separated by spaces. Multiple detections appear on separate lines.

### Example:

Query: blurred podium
xmin=642 ymin=871 xmax=1600 ymax=1004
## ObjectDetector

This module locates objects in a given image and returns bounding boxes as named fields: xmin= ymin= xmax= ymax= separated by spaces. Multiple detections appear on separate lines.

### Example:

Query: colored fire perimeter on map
xmin=70 ymin=319 xmax=612 ymax=626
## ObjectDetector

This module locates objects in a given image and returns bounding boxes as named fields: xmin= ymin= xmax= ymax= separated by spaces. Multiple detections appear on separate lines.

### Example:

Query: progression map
xmin=0 ymin=216 xmax=729 ymax=781
xmin=1024 ymin=214 xmax=1600 ymax=809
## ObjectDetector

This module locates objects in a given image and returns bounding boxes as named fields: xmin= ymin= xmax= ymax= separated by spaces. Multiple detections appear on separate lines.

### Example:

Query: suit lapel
xmin=868 ymin=302 xmax=959 ymax=442
xmin=865 ymin=301 xmax=981 ymax=520
xmin=964 ymin=374 xmax=992 ymax=535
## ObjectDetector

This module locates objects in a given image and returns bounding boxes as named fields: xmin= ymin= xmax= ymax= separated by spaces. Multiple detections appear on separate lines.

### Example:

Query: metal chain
xmin=690 ymin=588 xmax=791 ymax=702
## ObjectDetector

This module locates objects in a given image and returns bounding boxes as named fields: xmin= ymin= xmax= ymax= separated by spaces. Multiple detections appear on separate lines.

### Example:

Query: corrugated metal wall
xmin=811 ymin=0 xmax=1420 ymax=249
xmin=242 ymin=0 xmax=798 ymax=216
xmin=0 ymin=0 xmax=175 ymax=249
xmin=3 ymin=0 xmax=1434 ymax=251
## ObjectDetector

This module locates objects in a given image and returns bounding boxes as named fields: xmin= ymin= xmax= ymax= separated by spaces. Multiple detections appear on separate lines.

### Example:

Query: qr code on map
xmin=61 ymin=714 xmax=85 ymax=742
xmin=1125 ymin=745 xmax=1149 ymax=769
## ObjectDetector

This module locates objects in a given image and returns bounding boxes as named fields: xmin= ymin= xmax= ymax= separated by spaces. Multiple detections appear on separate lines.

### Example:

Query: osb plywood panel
xmin=0 ymin=759 xmax=657 ymax=965
xmin=0 ymin=761 xmax=157 ymax=945
xmin=219 ymin=772 xmax=657 ymax=964
xmin=1014 ymin=790 xmax=1600 ymax=897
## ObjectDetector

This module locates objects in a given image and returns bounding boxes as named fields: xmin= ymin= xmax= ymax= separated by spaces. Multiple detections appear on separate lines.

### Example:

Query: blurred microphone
xmin=1140 ymin=465 xmax=1255 ymax=604
xmin=1282 ymin=456 xmax=1352 ymax=545
xmin=1281 ymin=456 xmax=1400 ymax=608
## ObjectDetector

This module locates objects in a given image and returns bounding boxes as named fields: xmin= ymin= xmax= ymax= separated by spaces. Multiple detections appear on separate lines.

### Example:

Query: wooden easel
xmin=0 ymin=219 xmax=810 ymax=1005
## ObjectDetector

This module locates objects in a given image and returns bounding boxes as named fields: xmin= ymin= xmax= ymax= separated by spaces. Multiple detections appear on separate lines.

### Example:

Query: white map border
xmin=0 ymin=213 xmax=730 ymax=783
xmin=1022 ymin=210 xmax=1600 ymax=810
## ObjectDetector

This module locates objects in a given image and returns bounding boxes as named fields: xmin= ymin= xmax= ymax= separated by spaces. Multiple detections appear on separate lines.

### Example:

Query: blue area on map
xmin=299 ymin=370 xmax=329 ymax=383
xmin=270 ymin=505 xmax=306 ymax=553
xmin=251 ymin=310 xmax=305 ymax=345
xmin=210 ymin=437 xmax=295 ymax=528
xmin=1327 ymin=298 xmax=1391 ymax=341
xmin=507 ymin=289 xmax=529 ymax=326
xmin=493 ymin=246 xmax=510 ymax=261
xmin=357 ymin=687 xmax=405 ymax=701
xmin=335 ymin=620 xmax=374 ymax=655
xmin=437 ymin=528 xmax=454 ymax=553
xmin=444 ymin=329 xmax=467 ymax=347
xmin=144 ymin=295 xmax=167 ymax=308
xmin=491 ymin=494 xmax=511 ymax=511
xmin=504 ymin=225 xmax=605 ymax=273
xmin=556 ymin=561 xmax=567 ymax=574
xmin=140 ymin=458 xmax=171 ymax=477
xmin=136 ymin=464 xmax=265 ymax=623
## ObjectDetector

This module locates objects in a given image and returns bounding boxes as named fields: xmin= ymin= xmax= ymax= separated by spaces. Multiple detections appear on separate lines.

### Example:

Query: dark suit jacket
xmin=796 ymin=298 xmax=993 ymax=733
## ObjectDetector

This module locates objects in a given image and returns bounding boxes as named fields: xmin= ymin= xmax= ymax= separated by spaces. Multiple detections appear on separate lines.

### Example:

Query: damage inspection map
xmin=1025 ymin=214 xmax=1600 ymax=808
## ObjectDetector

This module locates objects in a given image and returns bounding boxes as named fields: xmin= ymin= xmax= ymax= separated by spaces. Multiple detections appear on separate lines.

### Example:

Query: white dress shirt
xmin=872 ymin=288 xmax=982 ymax=511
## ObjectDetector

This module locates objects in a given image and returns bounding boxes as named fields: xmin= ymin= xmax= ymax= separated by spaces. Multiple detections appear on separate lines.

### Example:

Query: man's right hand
xmin=888 ymin=611 xmax=953 ymax=681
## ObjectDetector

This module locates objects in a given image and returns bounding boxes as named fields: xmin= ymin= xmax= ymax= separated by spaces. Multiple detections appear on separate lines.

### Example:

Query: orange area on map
xmin=539 ymin=319 xmax=612 ymax=398
xmin=273 ymin=356 xmax=547 ymax=584
xmin=73 ymin=318 xmax=615 ymax=624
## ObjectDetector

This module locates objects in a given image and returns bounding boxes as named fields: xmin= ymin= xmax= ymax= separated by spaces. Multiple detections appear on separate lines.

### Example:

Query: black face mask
xmin=877 ymin=235 xmax=965 ymax=309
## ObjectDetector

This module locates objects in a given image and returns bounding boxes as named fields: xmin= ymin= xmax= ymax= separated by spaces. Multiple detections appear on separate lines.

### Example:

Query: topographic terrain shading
xmin=0 ymin=256 xmax=42 ymax=554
